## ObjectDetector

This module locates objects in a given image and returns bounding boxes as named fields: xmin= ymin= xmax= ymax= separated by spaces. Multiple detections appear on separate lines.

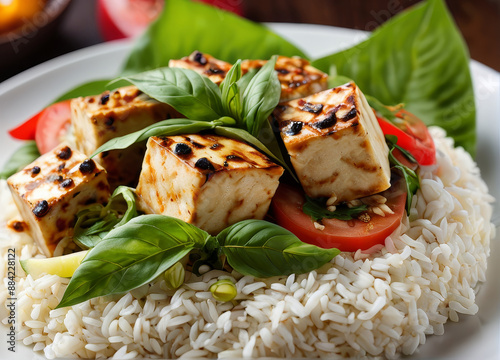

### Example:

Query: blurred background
xmin=0 ymin=0 xmax=499 ymax=83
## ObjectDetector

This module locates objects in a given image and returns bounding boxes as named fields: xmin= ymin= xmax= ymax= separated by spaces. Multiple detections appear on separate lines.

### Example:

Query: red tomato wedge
xmin=377 ymin=110 xmax=436 ymax=166
xmin=34 ymin=100 xmax=72 ymax=154
xmin=272 ymin=183 xmax=407 ymax=252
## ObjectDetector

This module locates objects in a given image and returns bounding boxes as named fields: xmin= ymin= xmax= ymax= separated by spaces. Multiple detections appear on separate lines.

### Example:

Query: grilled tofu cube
xmin=273 ymin=82 xmax=391 ymax=204
xmin=7 ymin=144 xmax=110 ymax=257
xmin=168 ymin=51 xmax=232 ymax=85
xmin=241 ymin=56 xmax=328 ymax=102
xmin=136 ymin=134 xmax=284 ymax=234
xmin=71 ymin=86 xmax=178 ymax=188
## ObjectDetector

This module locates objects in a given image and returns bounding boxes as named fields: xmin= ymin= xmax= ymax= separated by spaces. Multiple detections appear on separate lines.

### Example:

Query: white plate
xmin=0 ymin=23 xmax=499 ymax=360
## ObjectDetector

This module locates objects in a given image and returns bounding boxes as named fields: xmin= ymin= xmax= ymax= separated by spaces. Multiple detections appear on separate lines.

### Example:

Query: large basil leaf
xmin=74 ymin=186 xmax=138 ymax=249
xmin=122 ymin=68 xmax=223 ymax=121
xmin=57 ymin=215 xmax=211 ymax=308
xmin=0 ymin=141 xmax=40 ymax=179
xmin=122 ymin=0 xmax=306 ymax=75
xmin=217 ymin=220 xmax=340 ymax=278
xmin=311 ymin=0 xmax=476 ymax=155
xmin=242 ymin=56 xmax=281 ymax=137
xmin=91 ymin=118 xmax=230 ymax=157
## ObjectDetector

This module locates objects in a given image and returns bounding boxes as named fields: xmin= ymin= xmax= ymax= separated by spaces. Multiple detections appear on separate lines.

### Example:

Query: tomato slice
xmin=271 ymin=183 xmax=407 ymax=252
xmin=34 ymin=100 xmax=72 ymax=154
xmin=377 ymin=110 xmax=436 ymax=166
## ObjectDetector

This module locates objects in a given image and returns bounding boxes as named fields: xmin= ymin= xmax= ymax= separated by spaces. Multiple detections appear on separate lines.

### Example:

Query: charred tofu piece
xmin=71 ymin=86 xmax=179 ymax=188
xmin=136 ymin=134 xmax=284 ymax=234
xmin=7 ymin=144 xmax=110 ymax=257
xmin=168 ymin=51 xmax=232 ymax=85
xmin=241 ymin=56 xmax=328 ymax=102
xmin=273 ymin=82 xmax=391 ymax=204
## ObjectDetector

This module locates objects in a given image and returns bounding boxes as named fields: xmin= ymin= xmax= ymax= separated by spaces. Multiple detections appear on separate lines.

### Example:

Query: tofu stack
xmin=273 ymin=82 xmax=391 ymax=204
xmin=7 ymin=144 xmax=110 ymax=256
xmin=70 ymin=86 xmax=178 ymax=188
xmin=136 ymin=134 xmax=284 ymax=234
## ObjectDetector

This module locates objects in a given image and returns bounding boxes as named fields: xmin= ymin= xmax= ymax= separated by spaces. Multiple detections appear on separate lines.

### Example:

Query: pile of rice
xmin=0 ymin=127 xmax=495 ymax=359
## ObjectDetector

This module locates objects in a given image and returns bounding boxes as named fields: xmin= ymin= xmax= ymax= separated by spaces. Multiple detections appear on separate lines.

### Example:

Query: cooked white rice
xmin=0 ymin=127 xmax=495 ymax=359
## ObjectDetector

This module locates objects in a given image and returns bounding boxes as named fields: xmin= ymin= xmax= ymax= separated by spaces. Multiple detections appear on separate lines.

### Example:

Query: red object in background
xmin=98 ymin=0 xmax=243 ymax=41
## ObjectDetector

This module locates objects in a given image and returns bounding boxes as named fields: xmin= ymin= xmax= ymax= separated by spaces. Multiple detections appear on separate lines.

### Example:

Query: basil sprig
xmin=73 ymin=186 xmax=138 ymax=249
xmin=57 ymin=215 xmax=210 ymax=308
xmin=57 ymin=215 xmax=339 ymax=308
xmin=385 ymin=135 xmax=420 ymax=213
xmin=302 ymin=196 xmax=368 ymax=222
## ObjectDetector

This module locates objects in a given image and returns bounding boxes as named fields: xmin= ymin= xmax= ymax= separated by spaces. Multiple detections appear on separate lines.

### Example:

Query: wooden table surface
xmin=1 ymin=0 xmax=498 ymax=83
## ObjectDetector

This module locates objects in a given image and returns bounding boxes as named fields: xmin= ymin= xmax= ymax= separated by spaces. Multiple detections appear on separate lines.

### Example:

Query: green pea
xmin=209 ymin=279 xmax=237 ymax=302
xmin=163 ymin=262 xmax=185 ymax=290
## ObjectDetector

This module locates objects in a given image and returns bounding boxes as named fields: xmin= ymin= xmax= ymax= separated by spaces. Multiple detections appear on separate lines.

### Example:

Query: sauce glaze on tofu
xmin=7 ymin=144 xmax=110 ymax=256
xmin=273 ymin=82 xmax=391 ymax=204
xmin=136 ymin=134 xmax=284 ymax=234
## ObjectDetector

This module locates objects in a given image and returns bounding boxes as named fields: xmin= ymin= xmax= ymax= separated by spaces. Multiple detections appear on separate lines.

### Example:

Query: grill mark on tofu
xmin=341 ymin=156 xmax=382 ymax=172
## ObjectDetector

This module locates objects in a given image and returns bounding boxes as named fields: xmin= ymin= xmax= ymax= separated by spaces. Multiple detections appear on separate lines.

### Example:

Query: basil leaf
xmin=220 ymin=60 xmax=243 ymax=125
xmin=57 ymin=215 xmax=212 ymax=308
xmin=0 ymin=141 xmax=40 ymax=179
xmin=242 ymin=56 xmax=281 ymax=137
xmin=121 ymin=67 xmax=223 ymax=121
xmin=74 ymin=186 xmax=138 ymax=249
xmin=312 ymin=0 xmax=476 ymax=155
xmin=91 ymin=118 xmax=224 ymax=157
xmin=303 ymin=196 xmax=368 ymax=222
xmin=217 ymin=220 xmax=340 ymax=278
xmin=122 ymin=0 xmax=306 ymax=75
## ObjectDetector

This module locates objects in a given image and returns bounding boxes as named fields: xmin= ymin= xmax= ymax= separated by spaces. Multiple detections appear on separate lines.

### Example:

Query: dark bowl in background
xmin=0 ymin=0 xmax=72 ymax=68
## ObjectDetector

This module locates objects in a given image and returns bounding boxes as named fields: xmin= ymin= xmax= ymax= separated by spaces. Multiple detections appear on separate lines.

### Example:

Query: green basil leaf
xmin=312 ymin=0 xmax=476 ymax=155
xmin=217 ymin=219 xmax=340 ymax=278
xmin=91 ymin=118 xmax=222 ymax=157
xmin=303 ymin=196 xmax=368 ymax=222
xmin=220 ymin=60 xmax=243 ymax=124
xmin=122 ymin=0 xmax=306 ymax=75
xmin=0 ymin=141 xmax=40 ymax=179
xmin=57 ymin=215 xmax=212 ymax=308
xmin=74 ymin=186 xmax=139 ymax=249
xmin=242 ymin=56 xmax=281 ymax=137
xmin=121 ymin=67 xmax=223 ymax=121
